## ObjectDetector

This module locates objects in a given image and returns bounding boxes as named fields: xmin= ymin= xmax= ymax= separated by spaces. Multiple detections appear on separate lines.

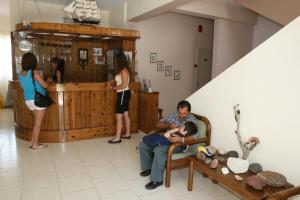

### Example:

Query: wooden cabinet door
xmin=138 ymin=92 xmax=159 ymax=133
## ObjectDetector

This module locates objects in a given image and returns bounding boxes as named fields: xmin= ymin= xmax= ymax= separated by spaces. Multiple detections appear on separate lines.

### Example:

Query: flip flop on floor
xmin=30 ymin=144 xmax=48 ymax=149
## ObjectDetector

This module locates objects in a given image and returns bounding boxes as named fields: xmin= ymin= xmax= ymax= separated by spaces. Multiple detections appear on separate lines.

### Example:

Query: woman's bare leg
xmin=123 ymin=111 xmax=130 ymax=136
xmin=31 ymin=109 xmax=46 ymax=148
xmin=112 ymin=113 xmax=123 ymax=141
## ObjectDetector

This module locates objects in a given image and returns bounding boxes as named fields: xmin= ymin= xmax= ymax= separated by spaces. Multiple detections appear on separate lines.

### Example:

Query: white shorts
xmin=25 ymin=100 xmax=46 ymax=111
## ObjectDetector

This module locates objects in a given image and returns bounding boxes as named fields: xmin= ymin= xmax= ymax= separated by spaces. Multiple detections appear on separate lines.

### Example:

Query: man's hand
xmin=170 ymin=123 xmax=178 ymax=129
xmin=167 ymin=135 xmax=182 ymax=143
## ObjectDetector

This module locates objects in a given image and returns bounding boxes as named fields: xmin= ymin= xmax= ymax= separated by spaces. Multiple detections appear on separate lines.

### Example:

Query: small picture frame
xmin=93 ymin=48 xmax=102 ymax=56
xmin=174 ymin=70 xmax=180 ymax=80
xmin=150 ymin=52 xmax=158 ymax=63
xmin=157 ymin=61 xmax=164 ymax=71
xmin=165 ymin=66 xmax=172 ymax=76
xmin=78 ymin=48 xmax=88 ymax=68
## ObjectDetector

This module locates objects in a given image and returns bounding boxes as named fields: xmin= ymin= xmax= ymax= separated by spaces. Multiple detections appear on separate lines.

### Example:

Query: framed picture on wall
xmin=157 ymin=61 xmax=164 ymax=71
xmin=78 ymin=48 xmax=88 ymax=68
xmin=150 ymin=52 xmax=158 ymax=63
xmin=174 ymin=70 xmax=180 ymax=80
xmin=93 ymin=48 xmax=102 ymax=56
xmin=165 ymin=66 xmax=172 ymax=76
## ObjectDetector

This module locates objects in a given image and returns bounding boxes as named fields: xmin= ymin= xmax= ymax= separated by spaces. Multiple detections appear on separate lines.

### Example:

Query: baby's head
xmin=184 ymin=121 xmax=198 ymax=136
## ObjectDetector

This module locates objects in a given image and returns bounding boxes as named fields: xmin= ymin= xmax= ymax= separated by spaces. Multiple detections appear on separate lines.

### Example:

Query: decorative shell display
xmin=258 ymin=171 xmax=287 ymax=187
xmin=227 ymin=157 xmax=249 ymax=174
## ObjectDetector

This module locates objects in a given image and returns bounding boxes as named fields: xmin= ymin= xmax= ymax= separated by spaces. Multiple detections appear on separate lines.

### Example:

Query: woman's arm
xmin=113 ymin=69 xmax=129 ymax=90
xmin=34 ymin=70 xmax=49 ymax=89
xmin=107 ymin=80 xmax=116 ymax=90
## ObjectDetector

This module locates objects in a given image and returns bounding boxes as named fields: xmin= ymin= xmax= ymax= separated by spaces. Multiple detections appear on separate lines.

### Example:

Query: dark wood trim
xmin=15 ymin=22 xmax=140 ymax=39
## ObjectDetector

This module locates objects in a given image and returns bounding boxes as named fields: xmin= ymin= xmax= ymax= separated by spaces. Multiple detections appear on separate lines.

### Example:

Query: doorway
xmin=195 ymin=49 xmax=212 ymax=91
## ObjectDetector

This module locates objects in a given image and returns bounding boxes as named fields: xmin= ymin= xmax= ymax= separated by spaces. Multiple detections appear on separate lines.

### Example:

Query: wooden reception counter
xmin=10 ymin=81 xmax=141 ymax=143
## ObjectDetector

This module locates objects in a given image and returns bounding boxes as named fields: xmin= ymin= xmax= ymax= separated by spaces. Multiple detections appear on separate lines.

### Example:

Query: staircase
xmin=236 ymin=0 xmax=300 ymax=25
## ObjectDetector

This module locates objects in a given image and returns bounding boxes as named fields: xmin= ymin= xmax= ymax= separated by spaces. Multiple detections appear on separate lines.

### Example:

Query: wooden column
xmin=138 ymin=92 xmax=159 ymax=133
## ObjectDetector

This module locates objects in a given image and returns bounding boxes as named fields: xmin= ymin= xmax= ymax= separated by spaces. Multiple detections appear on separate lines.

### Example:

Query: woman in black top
xmin=49 ymin=57 xmax=64 ymax=83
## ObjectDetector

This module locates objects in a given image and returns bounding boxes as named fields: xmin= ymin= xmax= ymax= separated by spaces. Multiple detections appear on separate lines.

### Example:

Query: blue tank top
xmin=18 ymin=70 xmax=46 ymax=100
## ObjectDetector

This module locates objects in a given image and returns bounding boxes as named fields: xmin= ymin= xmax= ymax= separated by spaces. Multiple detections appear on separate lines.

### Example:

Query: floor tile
xmin=80 ymin=152 xmax=110 ymax=166
xmin=140 ymin=190 xmax=178 ymax=200
xmin=86 ymin=163 xmax=118 ymax=179
xmin=92 ymin=176 xmax=130 ymax=195
xmin=22 ymin=187 xmax=61 ymax=200
xmin=100 ymin=189 xmax=140 ymax=200
xmin=23 ymin=173 xmax=58 ymax=192
xmin=0 ymin=109 xmax=240 ymax=200
xmin=58 ymin=174 xmax=93 ymax=194
xmin=0 ymin=187 xmax=22 ymax=200
xmin=56 ymin=162 xmax=87 ymax=178
xmin=61 ymin=188 xmax=100 ymax=200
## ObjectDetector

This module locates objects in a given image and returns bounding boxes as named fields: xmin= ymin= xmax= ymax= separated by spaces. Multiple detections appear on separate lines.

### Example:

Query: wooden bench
xmin=187 ymin=157 xmax=296 ymax=200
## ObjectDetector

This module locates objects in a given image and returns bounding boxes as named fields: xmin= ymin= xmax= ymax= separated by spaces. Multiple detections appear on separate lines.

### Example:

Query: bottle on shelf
xmin=148 ymin=80 xmax=152 ymax=92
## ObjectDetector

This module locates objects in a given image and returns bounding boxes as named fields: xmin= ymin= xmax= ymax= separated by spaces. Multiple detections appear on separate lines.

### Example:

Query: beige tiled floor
xmin=0 ymin=109 xmax=240 ymax=200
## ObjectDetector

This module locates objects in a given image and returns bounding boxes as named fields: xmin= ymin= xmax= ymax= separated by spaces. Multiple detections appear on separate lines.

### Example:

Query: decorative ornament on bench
xmin=234 ymin=104 xmax=260 ymax=160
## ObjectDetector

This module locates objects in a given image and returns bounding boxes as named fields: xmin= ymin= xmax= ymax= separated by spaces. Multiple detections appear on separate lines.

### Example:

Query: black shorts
xmin=116 ymin=90 xmax=131 ymax=114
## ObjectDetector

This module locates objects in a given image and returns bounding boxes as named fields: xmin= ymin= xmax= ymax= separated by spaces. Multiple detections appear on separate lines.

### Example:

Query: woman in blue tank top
xmin=18 ymin=52 xmax=50 ymax=149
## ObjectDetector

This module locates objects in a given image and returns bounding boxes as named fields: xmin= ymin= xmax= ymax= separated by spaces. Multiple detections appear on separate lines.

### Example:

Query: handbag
xmin=34 ymin=90 xmax=53 ymax=107
xmin=31 ymin=70 xmax=53 ymax=107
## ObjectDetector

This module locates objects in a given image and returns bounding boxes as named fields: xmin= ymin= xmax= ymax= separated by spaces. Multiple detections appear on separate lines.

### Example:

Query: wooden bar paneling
xmin=11 ymin=81 xmax=142 ymax=142
xmin=139 ymin=92 xmax=159 ymax=133
xmin=15 ymin=22 xmax=140 ymax=39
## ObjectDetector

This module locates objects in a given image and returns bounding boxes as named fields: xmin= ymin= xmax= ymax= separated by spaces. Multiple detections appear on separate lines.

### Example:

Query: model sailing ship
xmin=63 ymin=0 xmax=101 ymax=24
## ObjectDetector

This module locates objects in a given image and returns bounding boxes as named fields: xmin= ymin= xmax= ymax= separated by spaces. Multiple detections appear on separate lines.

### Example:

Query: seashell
xmin=196 ymin=152 xmax=206 ymax=161
xmin=227 ymin=150 xmax=239 ymax=158
xmin=234 ymin=175 xmax=243 ymax=181
xmin=214 ymin=155 xmax=227 ymax=164
xmin=198 ymin=146 xmax=211 ymax=157
xmin=258 ymin=171 xmax=287 ymax=187
xmin=217 ymin=147 xmax=227 ymax=155
xmin=249 ymin=163 xmax=263 ymax=174
xmin=204 ymin=158 xmax=212 ymax=164
xmin=206 ymin=146 xmax=217 ymax=156
xmin=221 ymin=167 xmax=229 ymax=175
xmin=227 ymin=157 xmax=249 ymax=174
xmin=209 ymin=159 xmax=218 ymax=169
xmin=246 ymin=175 xmax=266 ymax=190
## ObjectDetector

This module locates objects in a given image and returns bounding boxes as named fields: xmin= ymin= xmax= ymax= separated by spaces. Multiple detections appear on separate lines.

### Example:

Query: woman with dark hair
xmin=49 ymin=57 xmax=64 ymax=83
xmin=107 ymin=52 xmax=131 ymax=144
xmin=18 ymin=52 xmax=50 ymax=149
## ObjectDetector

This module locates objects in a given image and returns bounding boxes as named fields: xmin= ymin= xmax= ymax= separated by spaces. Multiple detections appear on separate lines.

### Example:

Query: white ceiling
xmin=0 ymin=0 xmax=128 ymax=16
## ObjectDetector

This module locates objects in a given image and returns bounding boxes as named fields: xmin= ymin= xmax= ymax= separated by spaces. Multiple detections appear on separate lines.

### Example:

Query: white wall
xmin=132 ymin=13 xmax=214 ymax=115
xmin=0 ymin=15 xmax=10 ymax=33
xmin=212 ymin=19 xmax=254 ymax=78
xmin=188 ymin=17 xmax=300 ymax=185
xmin=109 ymin=2 xmax=126 ymax=28
xmin=127 ymin=0 xmax=189 ymax=22
xmin=0 ymin=15 xmax=12 ymax=101
xmin=252 ymin=15 xmax=283 ymax=48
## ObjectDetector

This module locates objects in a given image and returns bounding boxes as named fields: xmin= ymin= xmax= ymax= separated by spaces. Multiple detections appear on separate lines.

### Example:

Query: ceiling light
xmin=53 ymin=33 xmax=75 ymax=37
xmin=78 ymin=35 xmax=92 ymax=38
xmin=102 ymin=37 xmax=112 ymax=40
